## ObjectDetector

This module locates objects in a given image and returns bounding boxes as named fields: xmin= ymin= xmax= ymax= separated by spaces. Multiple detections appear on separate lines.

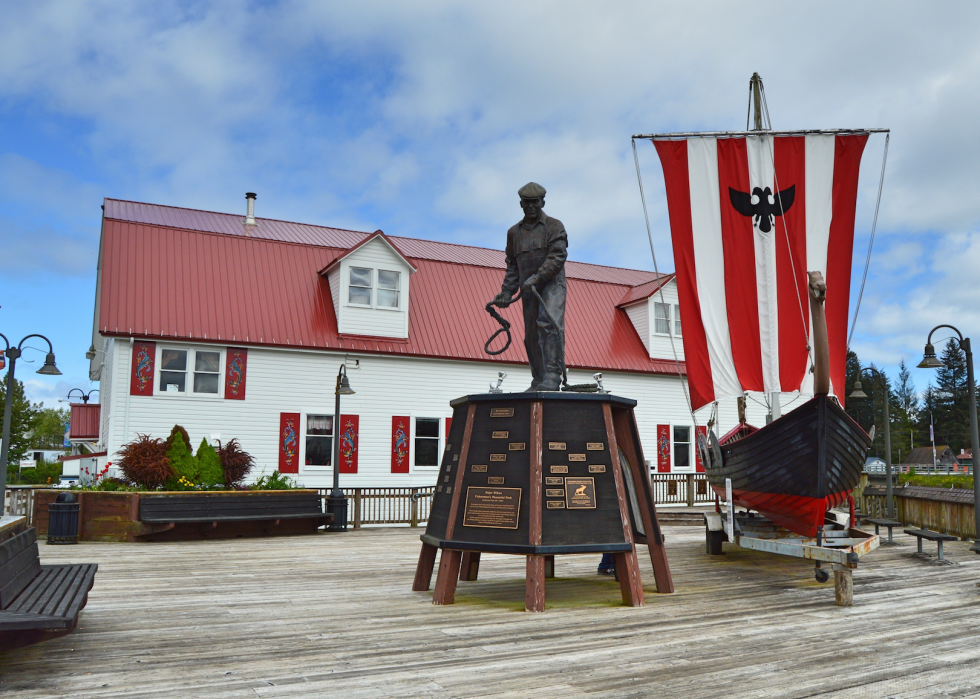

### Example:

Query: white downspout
xmin=120 ymin=337 xmax=134 ymax=470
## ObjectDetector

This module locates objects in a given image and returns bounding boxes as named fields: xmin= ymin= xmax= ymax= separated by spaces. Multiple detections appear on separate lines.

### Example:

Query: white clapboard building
xmin=85 ymin=196 xmax=771 ymax=487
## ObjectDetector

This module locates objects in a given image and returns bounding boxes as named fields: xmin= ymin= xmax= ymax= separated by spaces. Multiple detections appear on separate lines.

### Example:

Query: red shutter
xmin=338 ymin=414 xmax=359 ymax=474
xmin=279 ymin=412 xmax=300 ymax=474
xmin=130 ymin=341 xmax=156 ymax=396
xmin=224 ymin=347 xmax=248 ymax=400
xmin=445 ymin=417 xmax=452 ymax=439
xmin=695 ymin=425 xmax=707 ymax=473
xmin=657 ymin=424 xmax=671 ymax=473
xmin=391 ymin=416 xmax=410 ymax=473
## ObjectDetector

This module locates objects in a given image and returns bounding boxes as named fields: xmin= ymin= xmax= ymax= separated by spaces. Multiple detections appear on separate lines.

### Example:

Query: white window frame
xmin=671 ymin=423 xmax=695 ymax=473
xmin=674 ymin=303 xmax=682 ymax=337
xmin=153 ymin=345 xmax=225 ymax=399
xmin=653 ymin=302 xmax=672 ymax=336
xmin=344 ymin=265 xmax=403 ymax=312
xmin=301 ymin=412 xmax=335 ymax=473
xmin=409 ymin=415 xmax=446 ymax=473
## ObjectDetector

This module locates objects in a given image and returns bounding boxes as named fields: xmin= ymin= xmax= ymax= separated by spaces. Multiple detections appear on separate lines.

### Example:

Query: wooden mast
xmin=807 ymin=272 xmax=830 ymax=395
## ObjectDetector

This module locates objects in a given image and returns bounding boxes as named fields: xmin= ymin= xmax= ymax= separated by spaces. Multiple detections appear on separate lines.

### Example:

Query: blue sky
xmin=2 ymin=1 xmax=979 ymax=406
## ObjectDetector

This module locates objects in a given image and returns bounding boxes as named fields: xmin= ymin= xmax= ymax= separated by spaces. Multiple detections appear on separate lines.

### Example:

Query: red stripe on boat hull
xmin=710 ymin=486 xmax=852 ymax=538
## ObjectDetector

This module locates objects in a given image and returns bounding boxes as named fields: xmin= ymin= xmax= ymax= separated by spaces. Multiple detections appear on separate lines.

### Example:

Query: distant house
xmin=903 ymin=446 xmax=957 ymax=470
xmin=956 ymin=449 xmax=973 ymax=469
xmin=864 ymin=456 xmax=886 ymax=472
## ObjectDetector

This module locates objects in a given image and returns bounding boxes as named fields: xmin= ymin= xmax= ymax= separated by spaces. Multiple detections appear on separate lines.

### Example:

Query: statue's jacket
xmin=501 ymin=213 xmax=568 ymax=295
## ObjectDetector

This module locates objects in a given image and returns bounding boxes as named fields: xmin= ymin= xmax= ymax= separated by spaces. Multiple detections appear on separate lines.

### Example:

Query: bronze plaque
xmin=587 ymin=442 xmax=604 ymax=451
xmin=444 ymin=476 xmax=450 ymax=483
xmin=445 ymin=443 xmax=452 ymax=452
xmin=437 ymin=485 xmax=443 ymax=492
xmin=549 ymin=442 xmax=566 ymax=450
xmin=462 ymin=487 xmax=521 ymax=529
xmin=565 ymin=477 xmax=596 ymax=509
xmin=490 ymin=454 xmax=507 ymax=462
xmin=446 ymin=486 xmax=452 ymax=493
xmin=453 ymin=454 xmax=459 ymax=461
xmin=546 ymin=501 xmax=565 ymax=509
xmin=568 ymin=454 xmax=586 ymax=462
xmin=490 ymin=407 xmax=515 ymax=418
xmin=488 ymin=476 xmax=505 ymax=485
xmin=509 ymin=442 xmax=526 ymax=451
xmin=471 ymin=464 xmax=488 ymax=472
xmin=545 ymin=476 xmax=564 ymax=485
xmin=550 ymin=465 xmax=568 ymax=474
xmin=588 ymin=464 xmax=606 ymax=473
xmin=545 ymin=488 xmax=565 ymax=497
xmin=492 ymin=431 xmax=509 ymax=439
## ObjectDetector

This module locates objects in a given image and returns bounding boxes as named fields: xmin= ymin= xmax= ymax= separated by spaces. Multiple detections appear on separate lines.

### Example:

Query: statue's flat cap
xmin=518 ymin=182 xmax=546 ymax=199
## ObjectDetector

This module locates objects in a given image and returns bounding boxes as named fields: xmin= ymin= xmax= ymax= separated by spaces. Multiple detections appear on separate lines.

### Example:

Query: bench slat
xmin=0 ymin=528 xmax=42 ymax=609
xmin=48 ymin=565 xmax=96 ymax=619
xmin=0 ymin=527 xmax=38 ymax=565
xmin=143 ymin=513 xmax=332 ymax=524
xmin=904 ymin=529 xmax=958 ymax=541
xmin=0 ymin=610 xmax=69 ymax=631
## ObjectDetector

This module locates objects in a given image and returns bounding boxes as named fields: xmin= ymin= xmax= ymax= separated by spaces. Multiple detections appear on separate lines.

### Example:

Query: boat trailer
xmin=704 ymin=479 xmax=880 ymax=606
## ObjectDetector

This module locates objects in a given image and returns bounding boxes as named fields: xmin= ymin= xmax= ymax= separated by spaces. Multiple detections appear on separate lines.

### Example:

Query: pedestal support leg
xmin=544 ymin=554 xmax=555 ymax=578
xmin=432 ymin=549 xmax=462 ymax=605
xmin=613 ymin=549 xmax=645 ymax=607
xmin=412 ymin=543 xmax=438 ymax=592
xmin=459 ymin=551 xmax=481 ymax=581
xmin=526 ymin=555 xmax=546 ymax=612
xmin=833 ymin=565 xmax=853 ymax=607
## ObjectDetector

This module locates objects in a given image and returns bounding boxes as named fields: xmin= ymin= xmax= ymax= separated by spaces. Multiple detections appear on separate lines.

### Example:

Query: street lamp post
xmin=326 ymin=364 xmax=355 ymax=531
xmin=850 ymin=369 xmax=895 ymax=519
xmin=67 ymin=388 xmax=99 ymax=404
xmin=1 ymin=334 xmax=62 ymax=511
xmin=918 ymin=325 xmax=980 ymax=553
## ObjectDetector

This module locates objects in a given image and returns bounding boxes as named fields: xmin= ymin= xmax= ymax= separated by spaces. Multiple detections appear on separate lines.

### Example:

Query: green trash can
xmin=47 ymin=492 xmax=80 ymax=544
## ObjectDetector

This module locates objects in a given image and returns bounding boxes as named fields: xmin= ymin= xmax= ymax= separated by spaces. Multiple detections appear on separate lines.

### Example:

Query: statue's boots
xmin=536 ymin=374 xmax=562 ymax=391
xmin=524 ymin=382 xmax=539 ymax=392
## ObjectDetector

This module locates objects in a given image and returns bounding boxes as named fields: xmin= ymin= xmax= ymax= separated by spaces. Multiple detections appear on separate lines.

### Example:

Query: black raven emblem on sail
xmin=729 ymin=185 xmax=795 ymax=233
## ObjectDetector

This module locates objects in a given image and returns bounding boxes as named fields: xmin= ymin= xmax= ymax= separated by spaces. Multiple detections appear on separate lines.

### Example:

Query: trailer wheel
xmin=815 ymin=568 xmax=830 ymax=584
xmin=706 ymin=527 xmax=725 ymax=555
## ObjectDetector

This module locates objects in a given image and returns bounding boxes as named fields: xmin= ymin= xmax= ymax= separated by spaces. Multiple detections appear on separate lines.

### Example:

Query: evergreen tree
xmin=165 ymin=430 xmax=199 ymax=487
xmin=0 ymin=374 xmax=40 ymax=477
xmin=196 ymin=438 xmax=224 ymax=487
xmin=892 ymin=359 xmax=918 ymax=463
xmin=933 ymin=339 xmax=970 ymax=451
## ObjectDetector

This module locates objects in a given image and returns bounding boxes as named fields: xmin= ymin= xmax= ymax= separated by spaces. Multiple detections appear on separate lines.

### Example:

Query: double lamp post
xmin=0 ymin=334 xmax=62 ymax=510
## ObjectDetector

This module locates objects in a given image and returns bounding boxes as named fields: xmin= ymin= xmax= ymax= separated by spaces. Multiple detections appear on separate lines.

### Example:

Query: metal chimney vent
xmin=245 ymin=192 xmax=257 ymax=225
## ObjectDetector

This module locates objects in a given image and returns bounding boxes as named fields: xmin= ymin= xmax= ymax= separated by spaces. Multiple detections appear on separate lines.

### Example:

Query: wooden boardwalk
xmin=3 ymin=525 xmax=980 ymax=698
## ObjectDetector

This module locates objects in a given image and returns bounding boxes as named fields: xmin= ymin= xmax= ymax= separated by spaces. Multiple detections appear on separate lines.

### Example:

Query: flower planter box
xmin=32 ymin=490 xmax=329 ymax=542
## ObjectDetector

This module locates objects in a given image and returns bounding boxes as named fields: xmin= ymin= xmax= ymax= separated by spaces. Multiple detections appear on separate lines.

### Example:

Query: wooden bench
xmin=0 ymin=525 xmax=97 ymax=651
xmin=904 ymin=529 xmax=959 ymax=562
xmin=866 ymin=518 xmax=902 ymax=544
xmin=138 ymin=492 xmax=333 ymax=539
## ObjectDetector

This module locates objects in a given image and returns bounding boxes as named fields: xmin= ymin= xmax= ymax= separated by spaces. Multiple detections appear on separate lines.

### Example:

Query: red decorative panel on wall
xmin=279 ymin=412 xmax=300 ymax=474
xmin=657 ymin=424 xmax=671 ymax=473
xmin=130 ymin=341 xmax=156 ymax=396
xmin=695 ymin=425 xmax=707 ymax=473
xmin=224 ymin=347 xmax=248 ymax=400
xmin=445 ymin=417 xmax=452 ymax=440
xmin=391 ymin=416 xmax=410 ymax=473
xmin=338 ymin=414 xmax=359 ymax=474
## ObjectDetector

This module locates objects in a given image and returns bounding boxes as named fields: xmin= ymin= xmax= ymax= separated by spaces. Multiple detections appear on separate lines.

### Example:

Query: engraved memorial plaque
xmin=490 ymin=407 xmax=515 ymax=418
xmin=548 ymin=442 xmax=566 ymax=450
xmin=588 ymin=464 xmax=606 ymax=473
xmin=445 ymin=443 xmax=452 ymax=452
xmin=564 ymin=477 xmax=596 ymax=509
xmin=471 ymin=464 xmax=488 ymax=472
xmin=444 ymin=476 xmax=450 ymax=483
xmin=490 ymin=454 xmax=507 ymax=462
xmin=437 ymin=485 xmax=443 ymax=492
xmin=545 ymin=488 xmax=565 ymax=497
xmin=453 ymin=454 xmax=459 ymax=461
xmin=586 ymin=442 xmax=604 ymax=451
xmin=509 ymin=442 xmax=526 ymax=451
xmin=546 ymin=501 xmax=565 ymax=509
xmin=568 ymin=454 xmax=586 ymax=462
xmin=488 ymin=476 xmax=505 ymax=485
xmin=492 ymin=431 xmax=509 ymax=439
xmin=545 ymin=477 xmax=564 ymax=485
xmin=446 ymin=486 xmax=452 ymax=493
xmin=462 ymin=487 xmax=521 ymax=529
xmin=550 ymin=464 xmax=568 ymax=474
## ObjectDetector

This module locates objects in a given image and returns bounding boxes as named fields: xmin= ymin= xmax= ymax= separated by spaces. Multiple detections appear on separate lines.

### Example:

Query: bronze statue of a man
xmin=493 ymin=182 xmax=568 ymax=391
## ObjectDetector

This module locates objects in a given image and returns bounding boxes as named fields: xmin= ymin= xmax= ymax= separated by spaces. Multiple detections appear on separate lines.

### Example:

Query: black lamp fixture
xmin=918 ymin=324 xmax=980 ymax=554
xmin=326 ymin=363 xmax=355 ymax=531
xmin=0 ymin=333 xmax=62 ymax=507
xmin=849 ymin=369 xmax=895 ymax=520
xmin=67 ymin=388 xmax=99 ymax=404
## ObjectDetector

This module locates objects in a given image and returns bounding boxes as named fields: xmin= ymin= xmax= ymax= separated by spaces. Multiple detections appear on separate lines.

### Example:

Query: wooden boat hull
xmin=706 ymin=395 xmax=870 ymax=537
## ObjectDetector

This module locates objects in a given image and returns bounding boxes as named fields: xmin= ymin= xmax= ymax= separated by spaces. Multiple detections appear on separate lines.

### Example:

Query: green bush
xmin=899 ymin=474 xmax=973 ymax=489
xmin=165 ymin=432 xmax=199 ymax=489
xmin=197 ymin=439 xmax=225 ymax=487
xmin=16 ymin=457 xmax=63 ymax=485
xmin=252 ymin=471 xmax=298 ymax=490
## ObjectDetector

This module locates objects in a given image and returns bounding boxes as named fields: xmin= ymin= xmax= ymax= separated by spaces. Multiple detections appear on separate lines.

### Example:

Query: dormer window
xmin=377 ymin=270 xmax=400 ymax=308
xmin=349 ymin=267 xmax=373 ymax=305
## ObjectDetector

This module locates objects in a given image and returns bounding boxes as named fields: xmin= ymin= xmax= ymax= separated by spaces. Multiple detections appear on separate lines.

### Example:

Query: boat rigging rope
xmin=484 ymin=288 xmax=522 ymax=355
xmin=847 ymin=132 xmax=890 ymax=350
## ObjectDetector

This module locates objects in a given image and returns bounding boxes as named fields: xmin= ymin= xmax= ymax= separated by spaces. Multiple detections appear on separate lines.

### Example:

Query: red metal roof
xmin=98 ymin=200 xmax=686 ymax=376
xmin=617 ymin=274 xmax=675 ymax=307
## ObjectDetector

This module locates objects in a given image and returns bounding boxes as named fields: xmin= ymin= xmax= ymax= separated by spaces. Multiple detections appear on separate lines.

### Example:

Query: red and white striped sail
xmin=655 ymin=132 xmax=868 ymax=411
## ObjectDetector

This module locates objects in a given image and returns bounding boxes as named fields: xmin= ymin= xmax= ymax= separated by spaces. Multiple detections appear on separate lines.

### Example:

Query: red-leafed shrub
xmin=218 ymin=439 xmax=255 ymax=487
xmin=118 ymin=434 xmax=173 ymax=488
